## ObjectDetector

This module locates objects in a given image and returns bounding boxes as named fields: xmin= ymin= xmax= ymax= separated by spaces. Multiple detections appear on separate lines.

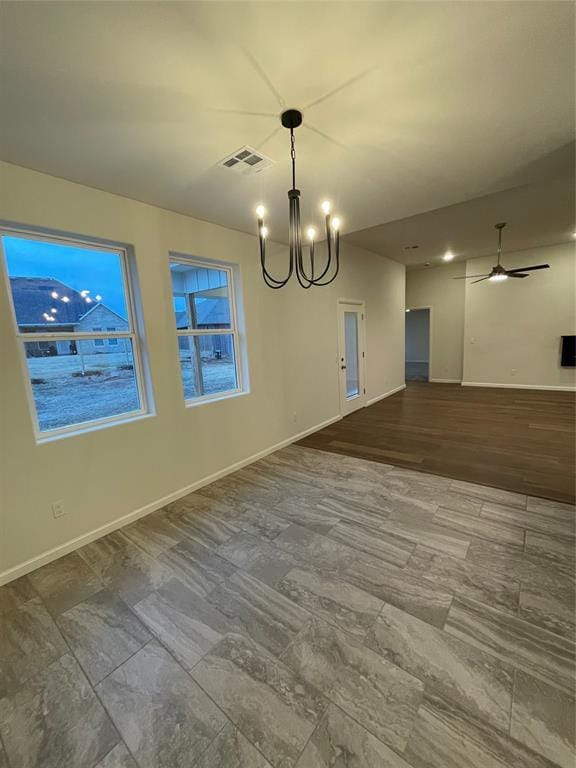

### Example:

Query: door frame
xmin=405 ymin=305 xmax=433 ymax=381
xmin=337 ymin=298 xmax=367 ymax=416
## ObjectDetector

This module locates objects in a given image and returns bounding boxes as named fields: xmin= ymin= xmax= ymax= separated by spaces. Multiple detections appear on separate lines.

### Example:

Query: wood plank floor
xmin=299 ymin=383 xmax=576 ymax=504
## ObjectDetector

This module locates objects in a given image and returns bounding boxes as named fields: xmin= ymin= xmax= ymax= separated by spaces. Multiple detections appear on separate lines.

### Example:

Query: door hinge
xmin=362 ymin=351 xmax=365 ymax=358
xmin=363 ymin=387 xmax=366 ymax=394
xmin=361 ymin=313 xmax=364 ymax=320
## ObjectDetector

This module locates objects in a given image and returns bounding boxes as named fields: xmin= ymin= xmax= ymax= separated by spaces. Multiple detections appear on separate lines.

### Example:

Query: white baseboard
xmin=429 ymin=378 xmax=462 ymax=384
xmin=0 ymin=414 xmax=342 ymax=586
xmin=366 ymin=383 xmax=406 ymax=406
xmin=462 ymin=381 xmax=576 ymax=392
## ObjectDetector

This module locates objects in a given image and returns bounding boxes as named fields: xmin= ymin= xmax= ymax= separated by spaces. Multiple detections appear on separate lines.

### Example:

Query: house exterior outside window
xmin=1 ymin=229 xmax=152 ymax=439
xmin=169 ymin=256 xmax=247 ymax=404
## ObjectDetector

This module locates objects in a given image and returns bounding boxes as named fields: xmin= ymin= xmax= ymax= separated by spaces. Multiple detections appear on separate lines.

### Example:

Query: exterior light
xmin=95 ymin=295 xmax=102 ymax=302
xmin=61 ymin=296 xmax=70 ymax=303
xmin=51 ymin=291 xmax=59 ymax=299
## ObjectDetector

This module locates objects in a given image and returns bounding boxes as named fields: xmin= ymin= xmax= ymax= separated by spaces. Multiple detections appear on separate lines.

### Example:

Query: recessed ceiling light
xmin=443 ymin=251 xmax=455 ymax=261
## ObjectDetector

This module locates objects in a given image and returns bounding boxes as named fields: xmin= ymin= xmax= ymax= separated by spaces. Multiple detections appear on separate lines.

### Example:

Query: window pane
xmin=344 ymin=311 xmax=360 ymax=397
xmin=2 ymin=235 xmax=129 ymax=334
xmin=178 ymin=334 xmax=237 ymax=400
xmin=170 ymin=262 xmax=232 ymax=330
xmin=24 ymin=338 xmax=141 ymax=432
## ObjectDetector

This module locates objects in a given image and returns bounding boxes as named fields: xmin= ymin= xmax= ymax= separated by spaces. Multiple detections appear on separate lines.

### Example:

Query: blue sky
xmin=3 ymin=236 xmax=127 ymax=317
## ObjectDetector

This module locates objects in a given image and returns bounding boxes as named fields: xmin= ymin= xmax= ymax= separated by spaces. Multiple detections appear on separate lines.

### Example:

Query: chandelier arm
xmin=293 ymin=196 xmax=314 ymax=289
xmin=304 ymin=217 xmax=335 ymax=284
xmin=308 ymin=230 xmax=341 ymax=286
xmin=259 ymin=231 xmax=294 ymax=287
xmin=310 ymin=241 xmax=315 ymax=280
xmin=325 ymin=214 xmax=332 ymax=262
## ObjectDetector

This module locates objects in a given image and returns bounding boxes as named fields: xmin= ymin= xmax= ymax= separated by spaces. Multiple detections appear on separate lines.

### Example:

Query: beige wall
xmin=406 ymin=261 xmax=466 ymax=381
xmin=463 ymin=242 xmax=576 ymax=389
xmin=406 ymin=242 xmax=576 ymax=389
xmin=0 ymin=162 xmax=405 ymax=581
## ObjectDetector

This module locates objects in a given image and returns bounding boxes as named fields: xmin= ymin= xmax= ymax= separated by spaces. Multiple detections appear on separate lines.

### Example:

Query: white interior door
xmin=338 ymin=301 xmax=366 ymax=416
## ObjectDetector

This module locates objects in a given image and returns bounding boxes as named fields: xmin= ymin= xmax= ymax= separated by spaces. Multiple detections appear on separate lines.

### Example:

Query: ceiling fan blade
xmin=506 ymin=264 xmax=550 ymax=273
xmin=471 ymin=277 xmax=491 ymax=284
xmin=453 ymin=274 xmax=490 ymax=279
xmin=508 ymin=273 xmax=529 ymax=278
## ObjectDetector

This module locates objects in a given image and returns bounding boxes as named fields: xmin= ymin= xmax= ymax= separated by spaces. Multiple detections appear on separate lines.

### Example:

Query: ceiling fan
xmin=454 ymin=223 xmax=550 ymax=284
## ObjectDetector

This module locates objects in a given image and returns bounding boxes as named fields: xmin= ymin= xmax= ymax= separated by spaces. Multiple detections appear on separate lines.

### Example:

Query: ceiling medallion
xmin=255 ymin=109 xmax=342 ymax=289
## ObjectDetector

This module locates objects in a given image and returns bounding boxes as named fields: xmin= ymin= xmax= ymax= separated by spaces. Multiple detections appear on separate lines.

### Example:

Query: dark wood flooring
xmin=299 ymin=383 xmax=576 ymax=504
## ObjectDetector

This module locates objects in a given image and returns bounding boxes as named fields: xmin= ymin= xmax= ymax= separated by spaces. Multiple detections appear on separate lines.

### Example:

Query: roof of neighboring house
xmin=175 ymin=296 xmax=231 ymax=329
xmin=9 ymin=277 xmax=124 ymax=327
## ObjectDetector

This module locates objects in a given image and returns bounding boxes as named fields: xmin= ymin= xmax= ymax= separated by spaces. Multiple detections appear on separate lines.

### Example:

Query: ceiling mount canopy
xmin=454 ymin=222 xmax=551 ymax=284
xmin=255 ymin=109 xmax=343 ymax=289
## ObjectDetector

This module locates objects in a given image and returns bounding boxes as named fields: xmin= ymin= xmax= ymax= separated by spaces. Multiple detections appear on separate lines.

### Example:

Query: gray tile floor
xmin=1 ymin=445 xmax=574 ymax=768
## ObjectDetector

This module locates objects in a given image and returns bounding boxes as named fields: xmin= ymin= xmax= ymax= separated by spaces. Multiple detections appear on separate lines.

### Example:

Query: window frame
xmin=169 ymin=253 xmax=245 ymax=406
xmin=0 ymin=225 xmax=151 ymax=441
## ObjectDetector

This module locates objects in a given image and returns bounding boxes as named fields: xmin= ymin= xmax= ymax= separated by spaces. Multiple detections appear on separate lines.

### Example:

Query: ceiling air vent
xmin=219 ymin=146 xmax=275 ymax=176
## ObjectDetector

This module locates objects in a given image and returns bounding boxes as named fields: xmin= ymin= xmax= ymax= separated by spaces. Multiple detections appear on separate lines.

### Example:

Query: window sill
xmin=184 ymin=389 xmax=249 ymax=409
xmin=36 ymin=411 xmax=155 ymax=444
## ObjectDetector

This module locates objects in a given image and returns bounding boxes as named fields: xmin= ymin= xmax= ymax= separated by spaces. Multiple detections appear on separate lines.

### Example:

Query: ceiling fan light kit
xmin=255 ymin=109 xmax=343 ymax=289
xmin=455 ymin=222 xmax=550 ymax=284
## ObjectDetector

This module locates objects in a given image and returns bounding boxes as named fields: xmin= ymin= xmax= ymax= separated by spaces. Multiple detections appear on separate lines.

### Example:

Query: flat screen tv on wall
xmin=561 ymin=335 xmax=575 ymax=367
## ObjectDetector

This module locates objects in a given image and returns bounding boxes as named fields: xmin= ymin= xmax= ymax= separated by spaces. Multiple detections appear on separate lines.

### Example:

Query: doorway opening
xmin=405 ymin=307 xmax=430 ymax=382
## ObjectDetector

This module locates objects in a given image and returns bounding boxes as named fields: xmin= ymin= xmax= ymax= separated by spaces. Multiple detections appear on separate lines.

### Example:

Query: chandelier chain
xmin=290 ymin=129 xmax=296 ymax=190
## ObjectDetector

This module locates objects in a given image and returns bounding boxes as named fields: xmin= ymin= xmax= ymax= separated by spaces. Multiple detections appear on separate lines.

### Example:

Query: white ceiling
xmin=0 ymin=1 xmax=574 ymax=243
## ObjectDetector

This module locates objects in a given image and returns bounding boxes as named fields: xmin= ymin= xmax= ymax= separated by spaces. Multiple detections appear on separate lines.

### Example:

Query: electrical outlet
xmin=51 ymin=500 xmax=66 ymax=518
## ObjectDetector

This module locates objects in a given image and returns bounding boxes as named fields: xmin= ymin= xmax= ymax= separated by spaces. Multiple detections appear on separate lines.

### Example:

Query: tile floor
xmin=0 ymin=445 xmax=574 ymax=768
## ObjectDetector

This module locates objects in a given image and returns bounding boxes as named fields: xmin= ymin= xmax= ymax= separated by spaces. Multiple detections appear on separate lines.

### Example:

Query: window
xmin=93 ymin=327 xmax=105 ymax=347
xmin=169 ymin=256 xmax=244 ymax=403
xmin=1 ymin=228 xmax=151 ymax=438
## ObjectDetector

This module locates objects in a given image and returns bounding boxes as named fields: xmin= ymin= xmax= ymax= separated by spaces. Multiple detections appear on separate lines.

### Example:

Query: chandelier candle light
xmin=255 ymin=109 xmax=342 ymax=289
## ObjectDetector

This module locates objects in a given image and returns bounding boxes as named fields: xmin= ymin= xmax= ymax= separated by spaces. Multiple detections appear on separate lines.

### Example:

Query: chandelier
xmin=255 ymin=109 xmax=342 ymax=289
